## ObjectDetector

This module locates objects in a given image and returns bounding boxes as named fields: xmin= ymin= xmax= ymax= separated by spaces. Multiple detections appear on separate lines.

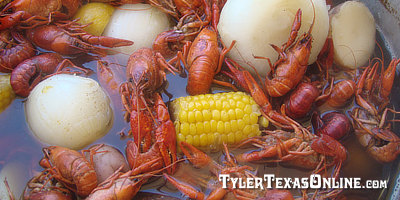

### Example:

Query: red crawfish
xmin=0 ymin=30 xmax=35 ymax=72
xmin=264 ymin=8 xmax=315 ymax=97
xmin=39 ymin=146 xmax=98 ymax=197
xmin=10 ymin=53 xmax=91 ymax=97
xmin=176 ymin=26 xmax=236 ymax=95
xmin=0 ymin=0 xmax=81 ymax=30
xmin=163 ymin=141 xmax=257 ymax=200
xmin=236 ymin=129 xmax=347 ymax=179
xmin=120 ymin=48 xmax=181 ymax=174
xmin=26 ymin=24 xmax=133 ymax=56
xmin=23 ymin=170 xmax=74 ymax=200
xmin=311 ymin=111 xmax=352 ymax=140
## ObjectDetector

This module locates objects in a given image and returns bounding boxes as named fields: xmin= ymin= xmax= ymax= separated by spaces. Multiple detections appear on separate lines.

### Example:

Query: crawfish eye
xmin=129 ymin=78 xmax=133 ymax=82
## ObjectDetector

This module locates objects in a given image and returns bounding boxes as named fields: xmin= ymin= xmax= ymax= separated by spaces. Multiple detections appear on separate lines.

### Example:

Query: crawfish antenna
xmin=308 ymin=0 xmax=316 ymax=35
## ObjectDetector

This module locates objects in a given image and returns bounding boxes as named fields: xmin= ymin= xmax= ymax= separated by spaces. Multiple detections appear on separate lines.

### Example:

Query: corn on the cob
xmin=0 ymin=74 xmax=15 ymax=113
xmin=170 ymin=92 xmax=268 ymax=149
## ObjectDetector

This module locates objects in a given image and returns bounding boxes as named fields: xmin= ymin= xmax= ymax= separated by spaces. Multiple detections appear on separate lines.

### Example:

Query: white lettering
xmin=264 ymin=174 xmax=275 ymax=189
xmin=310 ymin=174 xmax=321 ymax=189
xmin=219 ymin=174 xmax=230 ymax=189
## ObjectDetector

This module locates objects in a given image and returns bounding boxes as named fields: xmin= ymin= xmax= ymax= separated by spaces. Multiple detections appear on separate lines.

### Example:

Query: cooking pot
xmin=360 ymin=0 xmax=400 ymax=199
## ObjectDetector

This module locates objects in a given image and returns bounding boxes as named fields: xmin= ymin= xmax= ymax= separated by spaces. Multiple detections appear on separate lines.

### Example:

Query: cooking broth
xmin=0 ymin=0 xmax=399 ymax=199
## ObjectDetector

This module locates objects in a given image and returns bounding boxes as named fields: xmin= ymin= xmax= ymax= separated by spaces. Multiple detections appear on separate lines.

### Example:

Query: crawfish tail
xmin=80 ymin=34 xmax=133 ymax=48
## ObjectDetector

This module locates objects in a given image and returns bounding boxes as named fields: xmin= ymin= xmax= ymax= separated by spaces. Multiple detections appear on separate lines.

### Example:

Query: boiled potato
xmin=73 ymin=2 xmax=115 ymax=36
xmin=85 ymin=144 xmax=129 ymax=183
xmin=103 ymin=4 xmax=171 ymax=55
xmin=218 ymin=0 xmax=329 ymax=77
xmin=330 ymin=1 xmax=376 ymax=69
xmin=25 ymin=74 xmax=113 ymax=150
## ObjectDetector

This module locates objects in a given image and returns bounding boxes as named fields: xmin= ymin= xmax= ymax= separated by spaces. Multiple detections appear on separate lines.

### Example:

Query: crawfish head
xmin=367 ymin=128 xmax=400 ymax=163
xmin=291 ymin=34 xmax=312 ymax=66
xmin=126 ymin=48 xmax=166 ymax=95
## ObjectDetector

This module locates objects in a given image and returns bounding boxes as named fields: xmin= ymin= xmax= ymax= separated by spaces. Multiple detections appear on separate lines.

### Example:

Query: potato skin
xmin=218 ymin=0 xmax=329 ymax=77
xmin=330 ymin=1 xmax=376 ymax=69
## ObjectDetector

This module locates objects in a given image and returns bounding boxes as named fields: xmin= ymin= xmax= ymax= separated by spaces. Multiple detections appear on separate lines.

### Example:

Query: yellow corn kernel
xmin=214 ymin=132 xmax=221 ymax=145
xmin=224 ymin=121 xmax=231 ymax=134
xmin=179 ymin=110 xmax=188 ymax=123
xmin=228 ymin=109 xmax=235 ymax=120
xmin=207 ymin=133 xmax=215 ymax=146
xmin=215 ymin=99 xmax=222 ymax=109
xmin=222 ymin=101 xmax=230 ymax=109
xmin=210 ymin=120 xmax=218 ymax=132
xmin=188 ymin=111 xmax=195 ymax=123
xmin=170 ymin=92 xmax=268 ymax=149
xmin=186 ymin=135 xmax=193 ymax=144
xmin=209 ymin=99 xmax=216 ymax=109
xmin=202 ymin=110 xmax=211 ymax=121
xmin=221 ymin=134 xmax=228 ymax=144
xmin=244 ymin=104 xmax=252 ymax=114
xmin=201 ymin=100 xmax=210 ymax=109
xmin=189 ymin=123 xmax=197 ymax=135
xmin=188 ymin=101 xmax=195 ymax=110
xmin=203 ymin=121 xmax=211 ymax=133
xmin=174 ymin=121 xmax=180 ymax=133
xmin=177 ymin=133 xmax=185 ymax=143
xmin=243 ymin=114 xmax=250 ymax=124
xmin=196 ymin=122 xmax=204 ymax=134
xmin=237 ymin=119 xmax=245 ymax=130
xmin=230 ymin=120 xmax=238 ymax=132
xmin=250 ymin=113 xmax=259 ymax=124
xmin=180 ymin=122 xmax=190 ymax=136
xmin=259 ymin=116 xmax=269 ymax=128
xmin=0 ymin=75 xmax=15 ymax=113
xmin=235 ymin=131 xmax=243 ymax=143
xmin=200 ymin=134 xmax=208 ymax=146
xmin=221 ymin=110 xmax=229 ymax=121
xmin=227 ymin=132 xmax=235 ymax=144
xmin=195 ymin=101 xmax=202 ymax=110
xmin=243 ymin=125 xmax=252 ymax=135
xmin=195 ymin=110 xmax=203 ymax=122
xmin=217 ymin=121 xmax=224 ymax=133
xmin=193 ymin=135 xmax=200 ymax=147
xmin=212 ymin=110 xmax=220 ymax=121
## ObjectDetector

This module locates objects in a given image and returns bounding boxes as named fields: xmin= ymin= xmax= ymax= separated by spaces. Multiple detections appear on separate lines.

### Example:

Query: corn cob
xmin=0 ymin=74 xmax=15 ymax=113
xmin=170 ymin=92 xmax=269 ymax=149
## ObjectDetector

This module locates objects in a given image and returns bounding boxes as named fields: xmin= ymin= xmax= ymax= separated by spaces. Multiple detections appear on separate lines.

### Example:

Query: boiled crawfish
xmin=86 ymin=167 xmax=149 ymax=200
xmin=349 ymin=58 xmax=400 ymax=163
xmin=10 ymin=53 xmax=91 ymax=97
xmin=120 ymin=48 xmax=180 ymax=174
xmin=39 ymin=146 xmax=98 ymax=197
xmin=26 ymin=24 xmax=133 ymax=55
xmin=176 ymin=26 xmax=235 ymax=95
xmin=164 ymin=141 xmax=258 ymax=200
xmin=0 ymin=30 xmax=35 ymax=72
xmin=224 ymin=58 xmax=295 ymax=129
xmin=23 ymin=170 xmax=74 ymax=200
xmin=264 ymin=8 xmax=315 ymax=97
xmin=0 ymin=0 xmax=81 ymax=30
xmin=236 ymin=128 xmax=347 ymax=179
xmin=152 ymin=0 xmax=223 ymax=59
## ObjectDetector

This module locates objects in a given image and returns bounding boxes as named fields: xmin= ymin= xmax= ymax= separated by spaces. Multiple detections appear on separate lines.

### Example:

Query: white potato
xmin=218 ymin=0 xmax=329 ymax=77
xmin=330 ymin=1 xmax=376 ymax=69
xmin=103 ymin=4 xmax=171 ymax=55
xmin=85 ymin=144 xmax=130 ymax=183
xmin=25 ymin=74 xmax=113 ymax=150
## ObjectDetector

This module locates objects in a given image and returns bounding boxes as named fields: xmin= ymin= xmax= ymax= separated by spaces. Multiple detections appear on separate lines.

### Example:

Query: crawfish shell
xmin=285 ymin=82 xmax=320 ymax=119
xmin=312 ymin=112 xmax=352 ymax=140
xmin=326 ymin=79 xmax=356 ymax=108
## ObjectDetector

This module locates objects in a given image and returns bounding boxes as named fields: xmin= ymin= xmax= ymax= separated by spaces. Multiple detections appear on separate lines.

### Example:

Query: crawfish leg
xmin=163 ymin=173 xmax=205 ymax=200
